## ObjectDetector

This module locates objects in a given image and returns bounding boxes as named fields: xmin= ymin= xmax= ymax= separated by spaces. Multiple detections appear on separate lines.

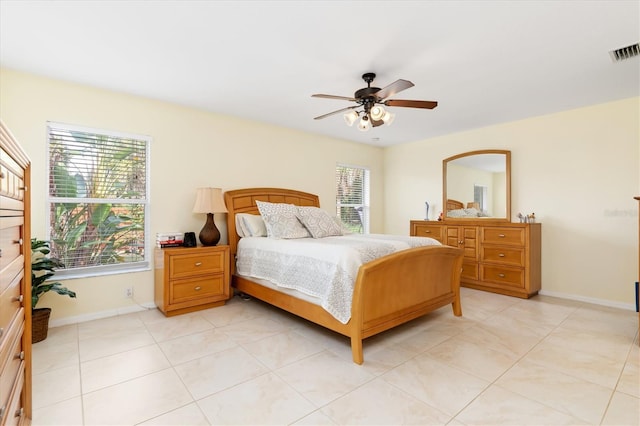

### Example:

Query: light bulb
xmin=370 ymin=105 xmax=386 ymax=121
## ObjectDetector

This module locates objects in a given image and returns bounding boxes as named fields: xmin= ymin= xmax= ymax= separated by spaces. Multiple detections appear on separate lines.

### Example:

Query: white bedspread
xmin=236 ymin=234 xmax=441 ymax=324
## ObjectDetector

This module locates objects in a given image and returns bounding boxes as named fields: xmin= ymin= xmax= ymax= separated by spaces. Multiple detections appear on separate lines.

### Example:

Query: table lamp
xmin=192 ymin=187 xmax=227 ymax=246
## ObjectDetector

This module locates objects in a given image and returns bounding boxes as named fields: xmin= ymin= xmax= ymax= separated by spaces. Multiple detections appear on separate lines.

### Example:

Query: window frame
xmin=335 ymin=163 xmax=370 ymax=234
xmin=46 ymin=121 xmax=151 ymax=279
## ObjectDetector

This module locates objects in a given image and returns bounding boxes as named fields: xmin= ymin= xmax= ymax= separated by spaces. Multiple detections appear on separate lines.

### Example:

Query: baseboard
xmin=49 ymin=301 xmax=157 ymax=328
xmin=538 ymin=290 xmax=636 ymax=312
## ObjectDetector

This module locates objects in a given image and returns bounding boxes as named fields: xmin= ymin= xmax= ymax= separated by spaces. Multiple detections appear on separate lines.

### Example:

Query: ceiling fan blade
xmin=384 ymin=99 xmax=438 ymax=109
xmin=374 ymin=79 xmax=414 ymax=100
xmin=312 ymin=94 xmax=357 ymax=102
xmin=313 ymin=105 xmax=358 ymax=120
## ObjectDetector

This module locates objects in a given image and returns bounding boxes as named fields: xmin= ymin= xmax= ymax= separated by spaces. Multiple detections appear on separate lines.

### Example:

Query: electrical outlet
xmin=125 ymin=287 xmax=133 ymax=298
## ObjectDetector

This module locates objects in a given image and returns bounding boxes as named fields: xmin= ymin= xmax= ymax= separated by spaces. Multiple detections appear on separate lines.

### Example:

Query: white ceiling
xmin=1 ymin=1 xmax=638 ymax=147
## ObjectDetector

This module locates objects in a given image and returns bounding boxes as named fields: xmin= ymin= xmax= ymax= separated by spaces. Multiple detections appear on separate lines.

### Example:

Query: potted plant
xmin=31 ymin=238 xmax=76 ymax=343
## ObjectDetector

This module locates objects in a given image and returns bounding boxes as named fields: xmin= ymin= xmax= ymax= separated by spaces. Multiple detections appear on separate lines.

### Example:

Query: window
xmin=47 ymin=122 xmax=150 ymax=278
xmin=335 ymin=164 xmax=370 ymax=234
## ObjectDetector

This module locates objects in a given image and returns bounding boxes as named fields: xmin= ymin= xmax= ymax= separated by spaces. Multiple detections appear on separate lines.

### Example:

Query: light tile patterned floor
xmin=32 ymin=288 xmax=639 ymax=425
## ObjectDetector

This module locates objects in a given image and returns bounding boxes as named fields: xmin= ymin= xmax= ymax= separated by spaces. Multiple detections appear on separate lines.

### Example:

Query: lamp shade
xmin=192 ymin=187 xmax=227 ymax=214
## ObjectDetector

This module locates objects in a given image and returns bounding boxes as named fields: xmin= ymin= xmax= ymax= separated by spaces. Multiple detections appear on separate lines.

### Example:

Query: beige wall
xmin=0 ymin=68 xmax=384 ymax=324
xmin=384 ymin=97 xmax=639 ymax=308
xmin=2 ymin=68 xmax=638 ymax=324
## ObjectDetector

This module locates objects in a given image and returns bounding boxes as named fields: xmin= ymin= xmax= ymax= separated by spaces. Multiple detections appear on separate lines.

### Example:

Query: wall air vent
xmin=609 ymin=42 xmax=640 ymax=62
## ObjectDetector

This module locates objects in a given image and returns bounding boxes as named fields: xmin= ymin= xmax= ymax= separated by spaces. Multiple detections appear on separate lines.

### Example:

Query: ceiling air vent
xmin=609 ymin=42 xmax=640 ymax=62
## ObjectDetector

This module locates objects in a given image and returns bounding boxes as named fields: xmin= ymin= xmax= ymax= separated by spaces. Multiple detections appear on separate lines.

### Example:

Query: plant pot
xmin=32 ymin=308 xmax=52 ymax=343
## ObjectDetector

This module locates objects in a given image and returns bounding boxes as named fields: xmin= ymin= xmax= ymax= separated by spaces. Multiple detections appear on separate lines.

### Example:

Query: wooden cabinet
xmin=0 ymin=120 xmax=31 ymax=425
xmin=154 ymin=245 xmax=230 ymax=316
xmin=411 ymin=220 xmax=541 ymax=298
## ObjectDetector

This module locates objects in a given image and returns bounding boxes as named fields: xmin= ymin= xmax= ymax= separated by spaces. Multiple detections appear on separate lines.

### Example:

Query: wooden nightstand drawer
xmin=169 ymin=251 xmax=225 ymax=278
xmin=482 ymin=227 xmax=525 ymax=246
xmin=481 ymin=247 xmax=525 ymax=266
xmin=480 ymin=265 xmax=524 ymax=288
xmin=170 ymin=275 xmax=226 ymax=304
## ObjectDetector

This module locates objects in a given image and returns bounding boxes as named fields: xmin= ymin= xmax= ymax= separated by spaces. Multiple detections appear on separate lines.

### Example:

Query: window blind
xmin=335 ymin=164 xmax=370 ymax=234
xmin=47 ymin=122 xmax=150 ymax=275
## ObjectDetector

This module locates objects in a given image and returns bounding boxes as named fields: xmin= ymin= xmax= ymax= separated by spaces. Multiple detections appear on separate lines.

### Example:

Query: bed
xmin=224 ymin=187 xmax=464 ymax=364
xmin=447 ymin=198 xmax=490 ymax=218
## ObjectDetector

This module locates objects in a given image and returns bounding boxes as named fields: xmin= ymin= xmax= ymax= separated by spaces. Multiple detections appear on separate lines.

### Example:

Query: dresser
xmin=154 ymin=245 xmax=230 ymax=316
xmin=411 ymin=220 xmax=541 ymax=298
xmin=0 ymin=121 xmax=32 ymax=425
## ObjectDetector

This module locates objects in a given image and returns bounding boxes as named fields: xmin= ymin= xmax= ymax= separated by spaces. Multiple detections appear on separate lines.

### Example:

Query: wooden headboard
xmin=223 ymin=188 xmax=319 ymax=264
xmin=446 ymin=199 xmax=464 ymax=211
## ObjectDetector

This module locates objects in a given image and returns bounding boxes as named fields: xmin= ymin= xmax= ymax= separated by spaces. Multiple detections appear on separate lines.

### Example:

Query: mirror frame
xmin=442 ymin=149 xmax=511 ymax=222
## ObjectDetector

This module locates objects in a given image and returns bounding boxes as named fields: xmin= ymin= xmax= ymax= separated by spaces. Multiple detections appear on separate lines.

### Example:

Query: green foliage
xmin=32 ymin=238 xmax=76 ymax=310
xmin=49 ymin=131 xmax=146 ymax=268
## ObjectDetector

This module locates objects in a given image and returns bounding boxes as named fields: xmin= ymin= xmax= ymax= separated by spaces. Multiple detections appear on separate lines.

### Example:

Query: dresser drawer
xmin=0 ymin=151 xmax=25 ymax=203
xmin=0 ymin=274 xmax=23 ymax=347
xmin=480 ymin=265 xmax=524 ymax=288
xmin=169 ymin=251 xmax=225 ymax=278
xmin=0 ymin=219 xmax=23 ymax=282
xmin=481 ymin=247 xmax=525 ymax=267
xmin=2 ymin=361 xmax=25 ymax=426
xmin=482 ymin=227 xmax=525 ymax=246
xmin=170 ymin=274 xmax=226 ymax=304
xmin=0 ymin=319 xmax=24 ymax=420
xmin=412 ymin=224 xmax=443 ymax=241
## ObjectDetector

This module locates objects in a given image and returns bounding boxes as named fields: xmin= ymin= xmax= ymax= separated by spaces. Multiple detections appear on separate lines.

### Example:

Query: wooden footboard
xmin=224 ymin=187 xmax=464 ymax=364
xmin=349 ymin=245 xmax=463 ymax=363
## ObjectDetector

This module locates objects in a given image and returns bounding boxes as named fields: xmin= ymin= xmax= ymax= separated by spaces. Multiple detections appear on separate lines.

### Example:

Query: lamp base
xmin=199 ymin=213 xmax=221 ymax=246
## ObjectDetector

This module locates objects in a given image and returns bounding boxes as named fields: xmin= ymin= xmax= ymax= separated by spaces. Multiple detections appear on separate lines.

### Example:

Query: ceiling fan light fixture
xmin=357 ymin=116 xmax=370 ymax=132
xmin=370 ymin=105 xmax=386 ymax=121
xmin=343 ymin=111 xmax=359 ymax=126
xmin=382 ymin=111 xmax=395 ymax=125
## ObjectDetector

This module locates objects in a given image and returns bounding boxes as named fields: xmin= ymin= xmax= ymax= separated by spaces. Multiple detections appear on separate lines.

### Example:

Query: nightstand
xmin=154 ymin=245 xmax=230 ymax=316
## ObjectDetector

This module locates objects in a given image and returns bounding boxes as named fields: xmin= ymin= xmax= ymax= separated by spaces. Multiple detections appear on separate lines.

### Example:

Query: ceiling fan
xmin=312 ymin=72 xmax=438 ymax=131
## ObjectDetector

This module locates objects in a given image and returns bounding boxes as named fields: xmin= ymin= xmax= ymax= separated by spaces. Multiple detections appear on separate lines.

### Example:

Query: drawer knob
xmin=498 ymin=273 xmax=505 ymax=278
xmin=16 ymin=351 xmax=24 ymax=361
xmin=12 ymin=295 xmax=23 ymax=303
xmin=0 ymin=328 xmax=3 ymax=338
xmin=194 ymin=286 xmax=202 ymax=291
xmin=424 ymin=230 xmax=431 ymax=234
xmin=194 ymin=262 xmax=202 ymax=266
xmin=19 ymin=186 xmax=28 ymax=191
xmin=498 ymin=253 xmax=505 ymax=257
xmin=15 ymin=407 xmax=24 ymax=418
xmin=13 ymin=238 xmax=23 ymax=245
xmin=498 ymin=234 xmax=505 ymax=238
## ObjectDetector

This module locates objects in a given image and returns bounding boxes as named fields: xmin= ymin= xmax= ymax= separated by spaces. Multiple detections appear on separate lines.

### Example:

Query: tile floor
xmin=32 ymin=288 xmax=639 ymax=425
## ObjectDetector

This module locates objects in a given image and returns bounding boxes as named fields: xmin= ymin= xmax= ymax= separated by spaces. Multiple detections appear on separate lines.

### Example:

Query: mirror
xmin=443 ymin=149 xmax=511 ymax=221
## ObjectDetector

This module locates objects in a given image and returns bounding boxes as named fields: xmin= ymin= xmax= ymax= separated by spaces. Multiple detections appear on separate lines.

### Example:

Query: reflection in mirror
xmin=443 ymin=150 xmax=511 ymax=220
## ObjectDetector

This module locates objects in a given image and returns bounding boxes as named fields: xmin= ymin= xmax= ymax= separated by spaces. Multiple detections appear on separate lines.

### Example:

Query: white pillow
xmin=297 ymin=206 xmax=344 ymax=238
xmin=240 ymin=213 xmax=267 ymax=237
xmin=235 ymin=214 xmax=249 ymax=237
xmin=256 ymin=201 xmax=311 ymax=239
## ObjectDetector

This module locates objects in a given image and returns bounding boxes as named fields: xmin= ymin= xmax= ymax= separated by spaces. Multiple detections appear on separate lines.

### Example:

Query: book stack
xmin=156 ymin=232 xmax=184 ymax=248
